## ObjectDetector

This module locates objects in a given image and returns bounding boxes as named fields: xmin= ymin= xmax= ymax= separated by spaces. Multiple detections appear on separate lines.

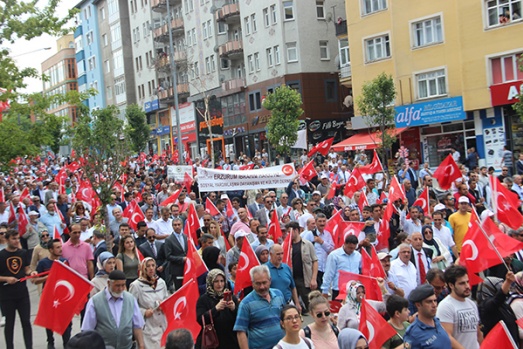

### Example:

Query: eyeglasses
xmin=283 ymin=314 xmax=302 ymax=322
xmin=424 ymin=231 xmax=433 ymax=234
xmin=147 ymin=236 xmax=155 ymax=240
xmin=316 ymin=311 xmax=331 ymax=318
xmin=41 ymin=234 xmax=50 ymax=237
xmin=0 ymin=232 xmax=5 ymax=236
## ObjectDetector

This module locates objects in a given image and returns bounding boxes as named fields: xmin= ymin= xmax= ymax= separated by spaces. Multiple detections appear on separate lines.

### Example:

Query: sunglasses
xmin=316 ymin=311 xmax=331 ymax=318
xmin=41 ymin=234 xmax=50 ymax=237
xmin=147 ymin=236 xmax=155 ymax=240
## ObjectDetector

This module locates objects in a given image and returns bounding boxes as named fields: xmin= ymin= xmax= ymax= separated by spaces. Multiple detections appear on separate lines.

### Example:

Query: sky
xmin=6 ymin=1 xmax=73 ymax=94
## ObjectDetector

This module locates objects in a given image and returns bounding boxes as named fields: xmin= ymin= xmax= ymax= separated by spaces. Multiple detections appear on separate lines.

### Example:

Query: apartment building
xmin=342 ymin=0 xmax=523 ymax=171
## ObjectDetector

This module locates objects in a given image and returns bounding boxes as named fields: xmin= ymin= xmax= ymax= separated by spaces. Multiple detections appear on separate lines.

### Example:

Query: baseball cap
xmin=434 ymin=203 xmax=446 ymax=211
xmin=458 ymin=196 xmax=470 ymax=204
xmin=377 ymin=252 xmax=392 ymax=260
xmin=312 ymin=190 xmax=321 ymax=196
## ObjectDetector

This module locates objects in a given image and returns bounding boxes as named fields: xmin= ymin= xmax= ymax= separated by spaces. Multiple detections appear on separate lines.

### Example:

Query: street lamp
xmin=11 ymin=47 xmax=52 ymax=58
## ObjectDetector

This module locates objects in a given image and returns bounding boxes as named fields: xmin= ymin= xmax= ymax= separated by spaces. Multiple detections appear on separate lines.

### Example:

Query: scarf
xmin=345 ymin=281 xmax=363 ymax=316
xmin=206 ymin=268 xmax=229 ymax=299
xmin=138 ymin=257 xmax=159 ymax=289
xmin=39 ymin=230 xmax=49 ymax=248
xmin=422 ymin=225 xmax=441 ymax=256
xmin=95 ymin=251 xmax=115 ymax=277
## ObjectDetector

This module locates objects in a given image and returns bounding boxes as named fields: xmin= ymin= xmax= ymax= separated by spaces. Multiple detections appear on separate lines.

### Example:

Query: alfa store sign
xmin=394 ymin=96 xmax=466 ymax=128
xmin=490 ymin=80 xmax=523 ymax=106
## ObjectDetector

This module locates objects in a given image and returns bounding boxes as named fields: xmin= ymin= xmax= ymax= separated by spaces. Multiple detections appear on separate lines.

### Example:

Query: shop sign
xmin=490 ymin=80 xmax=523 ymax=106
xmin=150 ymin=125 xmax=170 ymax=136
xmin=144 ymin=99 xmax=159 ymax=113
xmin=394 ymin=96 xmax=465 ymax=128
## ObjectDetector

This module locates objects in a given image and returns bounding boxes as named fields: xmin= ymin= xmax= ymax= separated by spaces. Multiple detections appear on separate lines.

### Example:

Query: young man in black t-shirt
xmin=0 ymin=229 xmax=37 ymax=349
xmin=34 ymin=238 xmax=70 ymax=349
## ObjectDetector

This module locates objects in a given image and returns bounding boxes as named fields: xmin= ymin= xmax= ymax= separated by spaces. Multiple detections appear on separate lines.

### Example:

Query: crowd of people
xmin=0 ymin=146 xmax=523 ymax=349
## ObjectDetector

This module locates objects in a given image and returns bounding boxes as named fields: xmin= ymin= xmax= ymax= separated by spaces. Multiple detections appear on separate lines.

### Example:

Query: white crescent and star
xmin=366 ymin=320 xmax=375 ymax=342
xmin=239 ymin=252 xmax=249 ymax=272
xmin=173 ymin=297 xmax=187 ymax=320
xmin=462 ymin=240 xmax=478 ymax=261
xmin=54 ymin=280 xmax=75 ymax=303
xmin=446 ymin=164 xmax=455 ymax=177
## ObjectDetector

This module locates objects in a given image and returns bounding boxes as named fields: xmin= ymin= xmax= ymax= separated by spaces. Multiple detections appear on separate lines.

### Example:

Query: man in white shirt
xmin=389 ymin=243 xmax=418 ymax=298
xmin=154 ymin=207 xmax=173 ymax=243
xmin=400 ymin=205 xmax=422 ymax=236
xmin=432 ymin=210 xmax=458 ymax=259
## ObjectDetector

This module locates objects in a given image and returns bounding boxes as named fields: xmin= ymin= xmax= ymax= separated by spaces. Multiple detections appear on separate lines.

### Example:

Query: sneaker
xmin=0 ymin=316 xmax=5 ymax=327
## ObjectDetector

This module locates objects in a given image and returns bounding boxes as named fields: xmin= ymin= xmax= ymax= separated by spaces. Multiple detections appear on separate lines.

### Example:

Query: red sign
xmin=490 ymin=80 xmax=523 ymax=106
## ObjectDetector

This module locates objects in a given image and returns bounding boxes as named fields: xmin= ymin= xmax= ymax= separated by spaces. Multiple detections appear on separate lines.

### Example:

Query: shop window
xmin=442 ymin=123 xmax=463 ymax=132
xmin=412 ymin=16 xmax=443 ymax=48
xmin=490 ymin=53 xmax=523 ymax=84
xmin=485 ymin=0 xmax=522 ymax=28
xmin=362 ymin=0 xmax=387 ymax=16
xmin=365 ymin=34 xmax=390 ymax=62
xmin=416 ymin=69 xmax=447 ymax=99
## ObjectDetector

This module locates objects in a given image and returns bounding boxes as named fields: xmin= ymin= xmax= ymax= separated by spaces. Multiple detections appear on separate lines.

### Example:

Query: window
xmin=283 ymin=1 xmax=294 ymax=20
xmin=491 ymin=53 xmax=523 ymax=84
xmin=186 ymin=31 xmax=192 ymax=46
xmin=271 ymin=5 xmax=277 ymax=24
xmin=316 ymin=1 xmax=325 ymax=19
xmin=113 ymin=49 xmax=123 ymax=75
xmin=194 ymin=61 xmax=199 ymax=77
xmin=108 ymin=0 xmax=118 ymax=16
xmin=412 ymin=16 xmax=443 ymax=48
xmin=266 ymin=48 xmax=274 ymax=67
xmin=192 ymin=29 xmax=196 ymax=44
xmin=362 ymin=0 xmax=387 ymax=15
xmin=218 ymin=21 xmax=227 ymax=34
xmin=416 ymin=69 xmax=447 ymax=99
xmin=205 ymin=57 xmax=211 ymax=74
xmin=339 ymin=39 xmax=350 ymax=66
xmin=274 ymin=45 xmax=281 ymax=65
xmin=207 ymin=20 xmax=213 ymax=37
xmin=244 ymin=16 xmax=251 ymax=35
xmin=365 ymin=34 xmax=390 ymax=62
xmin=100 ymin=7 xmax=106 ymax=20
xmin=320 ymin=40 xmax=329 ymax=60
xmin=251 ymin=14 xmax=257 ymax=32
xmin=221 ymin=58 xmax=230 ymax=69
xmin=88 ymin=56 xmax=96 ymax=70
xmin=105 ymin=60 xmax=111 ymax=73
xmin=111 ymin=24 xmax=121 ymax=44
xmin=287 ymin=42 xmax=298 ymax=62
xmin=486 ymin=0 xmax=522 ymax=27
xmin=115 ymin=77 xmax=126 ymax=96
xmin=248 ymin=54 xmax=254 ymax=73
xmin=249 ymin=91 xmax=262 ymax=111
xmin=86 ymin=31 xmax=94 ymax=45
xmin=263 ymin=8 xmax=270 ymax=27
xmin=325 ymin=80 xmax=337 ymax=101
xmin=202 ymin=22 xmax=208 ymax=39
xmin=254 ymin=53 xmax=260 ymax=71
xmin=211 ymin=55 xmax=216 ymax=72
xmin=75 ymin=36 xmax=83 ymax=52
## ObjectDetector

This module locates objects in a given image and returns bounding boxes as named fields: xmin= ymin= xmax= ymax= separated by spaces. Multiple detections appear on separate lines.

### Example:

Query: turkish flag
xmin=234 ymin=239 xmax=261 ymax=294
xmin=268 ymin=209 xmax=282 ymax=242
xmin=376 ymin=202 xmax=394 ymax=251
xmin=113 ymin=181 xmax=125 ymax=202
xmin=183 ymin=238 xmax=209 ymax=284
xmin=160 ymin=279 xmax=200 ymax=346
xmin=308 ymin=137 xmax=334 ymax=157
xmin=325 ymin=209 xmax=343 ymax=245
xmin=53 ymin=226 xmax=61 ymax=240
xmin=376 ymin=191 xmax=387 ymax=205
xmin=361 ymin=246 xmax=386 ymax=279
xmin=490 ymin=176 xmax=523 ymax=229
xmin=359 ymin=299 xmax=397 ymax=349
xmin=408 ymin=187 xmax=430 ymax=217
xmin=205 ymin=199 xmax=220 ymax=216
xmin=359 ymin=150 xmax=384 ymax=175
xmin=225 ymin=198 xmax=235 ymax=218
xmin=299 ymin=160 xmax=318 ymax=183
xmin=282 ymin=232 xmax=292 ymax=267
xmin=184 ymin=172 xmax=193 ymax=193
xmin=54 ymin=204 xmax=69 ymax=235
xmin=66 ymin=161 xmax=80 ymax=173
xmin=136 ymin=248 xmax=145 ymax=263
xmin=326 ymin=181 xmax=337 ymax=200
xmin=20 ymin=187 xmax=32 ymax=205
xmin=34 ymin=261 xmax=93 ymax=335
xmin=122 ymin=200 xmax=145 ymax=231
xmin=389 ymin=176 xmax=406 ymax=204
xmin=358 ymin=191 xmax=369 ymax=214
xmin=433 ymin=155 xmax=461 ymax=190
xmin=8 ymin=201 xmax=16 ymax=224
xmin=17 ymin=206 xmax=29 ymax=236
xmin=343 ymin=168 xmax=366 ymax=198
xmin=185 ymin=203 xmax=200 ymax=244
xmin=338 ymin=270 xmax=383 ymax=301
xmin=160 ymin=189 xmax=181 ymax=207
xmin=0 ymin=187 xmax=4 ymax=203
xmin=481 ymin=321 xmax=518 ymax=349
xmin=76 ymin=181 xmax=95 ymax=206
xmin=336 ymin=221 xmax=365 ymax=248
xmin=239 ymin=164 xmax=255 ymax=170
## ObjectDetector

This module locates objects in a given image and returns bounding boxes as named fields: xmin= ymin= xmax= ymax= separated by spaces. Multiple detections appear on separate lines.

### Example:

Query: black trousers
xmin=316 ymin=271 xmax=324 ymax=291
xmin=1 ymin=296 xmax=32 ymax=349
xmin=294 ymin=277 xmax=311 ymax=311
xmin=46 ymin=322 xmax=72 ymax=346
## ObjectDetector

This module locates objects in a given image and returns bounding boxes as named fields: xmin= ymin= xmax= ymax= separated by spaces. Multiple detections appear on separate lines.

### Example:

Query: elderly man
xmin=39 ymin=201 xmax=65 ymax=238
xmin=378 ymin=252 xmax=404 ymax=297
xmin=389 ymin=243 xmax=417 ymax=298
xmin=109 ymin=207 xmax=129 ymax=237
xmin=81 ymin=270 xmax=145 ymax=349
xmin=233 ymin=265 xmax=285 ymax=349
xmin=154 ymin=207 xmax=173 ymax=242
xmin=266 ymin=244 xmax=301 ymax=313
xmin=409 ymin=232 xmax=433 ymax=285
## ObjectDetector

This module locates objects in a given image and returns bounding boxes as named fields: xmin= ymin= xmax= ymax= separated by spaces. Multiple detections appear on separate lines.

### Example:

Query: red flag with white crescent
xmin=490 ymin=176 xmax=523 ymax=230
xmin=160 ymin=189 xmax=181 ymax=207
xmin=205 ymin=198 xmax=220 ymax=216
xmin=299 ymin=160 xmax=318 ymax=183
xmin=432 ymin=154 xmax=462 ymax=190
xmin=343 ymin=168 xmax=366 ymax=198
xmin=359 ymin=299 xmax=397 ymax=349
xmin=338 ymin=271 xmax=383 ymax=301
xmin=122 ymin=200 xmax=145 ymax=231
xmin=185 ymin=203 xmax=200 ymax=244
xmin=268 ymin=209 xmax=282 ymax=242
xmin=183 ymin=238 xmax=209 ymax=284
xmin=234 ymin=239 xmax=261 ymax=294
xmin=389 ymin=176 xmax=406 ymax=204
xmin=359 ymin=150 xmax=384 ymax=175
xmin=17 ymin=206 xmax=29 ymax=236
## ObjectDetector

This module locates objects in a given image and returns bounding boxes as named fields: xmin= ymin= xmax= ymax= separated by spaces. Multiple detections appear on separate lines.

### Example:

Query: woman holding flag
xmin=337 ymin=280 xmax=387 ymax=330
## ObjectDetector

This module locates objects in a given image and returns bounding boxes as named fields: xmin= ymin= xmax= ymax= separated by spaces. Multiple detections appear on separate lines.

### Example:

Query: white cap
xmin=458 ymin=196 xmax=470 ymax=204
xmin=235 ymin=230 xmax=249 ymax=239
xmin=220 ymin=194 xmax=229 ymax=200
xmin=312 ymin=190 xmax=321 ymax=196
xmin=28 ymin=211 xmax=39 ymax=216
xmin=434 ymin=203 xmax=446 ymax=211
xmin=377 ymin=252 xmax=392 ymax=260
xmin=480 ymin=209 xmax=494 ymax=221
xmin=320 ymin=174 xmax=328 ymax=179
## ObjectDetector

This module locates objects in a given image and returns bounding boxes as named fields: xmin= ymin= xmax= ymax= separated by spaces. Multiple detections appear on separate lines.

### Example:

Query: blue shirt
xmin=321 ymin=247 xmax=361 ymax=293
xmin=39 ymin=212 xmax=63 ymax=235
xmin=251 ymin=238 xmax=274 ymax=251
xmin=301 ymin=229 xmax=335 ymax=272
xmin=233 ymin=288 xmax=285 ymax=349
xmin=266 ymin=262 xmax=295 ymax=303
xmin=403 ymin=317 xmax=451 ymax=349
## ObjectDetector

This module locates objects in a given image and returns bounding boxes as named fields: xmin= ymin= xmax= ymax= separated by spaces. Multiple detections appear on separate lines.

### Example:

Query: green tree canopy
xmin=125 ymin=104 xmax=150 ymax=154
xmin=264 ymin=85 xmax=303 ymax=156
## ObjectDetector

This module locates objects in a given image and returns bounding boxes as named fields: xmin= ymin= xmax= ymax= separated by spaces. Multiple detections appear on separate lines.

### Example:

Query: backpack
xmin=303 ymin=323 xmax=339 ymax=338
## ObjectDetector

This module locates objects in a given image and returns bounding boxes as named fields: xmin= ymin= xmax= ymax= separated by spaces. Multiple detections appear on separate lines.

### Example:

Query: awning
xmin=331 ymin=127 xmax=407 ymax=151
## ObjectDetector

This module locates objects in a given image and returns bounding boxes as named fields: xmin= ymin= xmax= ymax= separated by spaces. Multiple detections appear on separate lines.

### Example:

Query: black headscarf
xmin=422 ymin=225 xmax=440 ymax=256
xmin=202 ymin=246 xmax=224 ymax=271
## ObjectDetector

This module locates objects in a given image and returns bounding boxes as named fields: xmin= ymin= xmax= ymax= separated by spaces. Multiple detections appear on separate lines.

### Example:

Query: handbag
xmin=201 ymin=309 xmax=219 ymax=349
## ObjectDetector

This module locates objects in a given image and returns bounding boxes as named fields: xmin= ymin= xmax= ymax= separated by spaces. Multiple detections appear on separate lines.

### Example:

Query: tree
xmin=125 ymin=104 xmax=150 ymax=154
xmin=513 ymin=54 xmax=523 ymax=121
xmin=0 ymin=117 xmax=40 ymax=168
xmin=264 ymin=85 xmax=302 ymax=157
xmin=357 ymin=73 xmax=396 ymax=170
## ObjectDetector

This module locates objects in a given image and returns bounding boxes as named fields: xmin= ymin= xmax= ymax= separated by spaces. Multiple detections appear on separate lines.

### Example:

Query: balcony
xmin=219 ymin=40 xmax=243 ymax=58
xmin=154 ymin=52 xmax=187 ymax=72
xmin=158 ymin=83 xmax=190 ymax=100
xmin=151 ymin=0 xmax=180 ymax=12
xmin=336 ymin=19 xmax=347 ymax=37
xmin=215 ymin=3 xmax=240 ymax=23
xmin=170 ymin=17 xmax=184 ymax=36
xmin=153 ymin=26 xmax=168 ymax=42
xmin=339 ymin=64 xmax=352 ymax=81
xmin=221 ymin=78 xmax=245 ymax=92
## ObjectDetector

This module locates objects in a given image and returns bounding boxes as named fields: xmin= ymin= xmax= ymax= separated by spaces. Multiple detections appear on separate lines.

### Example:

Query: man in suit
xmin=255 ymin=195 xmax=278 ymax=227
xmin=119 ymin=192 xmax=133 ymax=211
xmin=163 ymin=217 xmax=187 ymax=291
xmin=32 ymin=181 xmax=46 ymax=202
xmin=139 ymin=228 xmax=162 ymax=262
xmin=91 ymin=230 xmax=107 ymax=273
xmin=248 ymin=193 xmax=264 ymax=218
xmin=409 ymin=231 xmax=433 ymax=286
xmin=44 ymin=182 xmax=59 ymax=205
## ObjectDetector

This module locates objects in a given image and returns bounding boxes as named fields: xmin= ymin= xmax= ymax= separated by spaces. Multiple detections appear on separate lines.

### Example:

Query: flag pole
xmin=474 ymin=216 xmax=511 ymax=272
xmin=500 ymin=320 xmax=519 ymax=349
xmin=492 ymin=176 xmax=499 ymax=223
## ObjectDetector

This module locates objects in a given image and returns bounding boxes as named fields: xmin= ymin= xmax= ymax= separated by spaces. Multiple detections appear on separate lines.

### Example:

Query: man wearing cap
xmin=432 ymin=211 xmax=458 ymax=260
xmin=403 ymin=283 xmax=451 ymax=348
xmin=82 ymin=270 xmax=145 ymax=349
xmin=389 ymin=243 xmax=417 ymax=298
xmin=226 ymin=230 xmax=248 ymax=277
xmin=449 ymin=196 xmax=472 ymax=253
xmin=378 ymin=252 xmax=404 ymax=297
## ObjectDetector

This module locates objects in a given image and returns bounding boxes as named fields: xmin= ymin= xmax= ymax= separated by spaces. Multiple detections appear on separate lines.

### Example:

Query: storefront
xmin=144 ymin=99 xmax=161 ymax=155
xmin=196 ymin=97 xmax=224 ymax=161
xmin=151 ymin=125 xmax=171 ymax=154
xmin=172 ymin=102 xmax=198 ymax=160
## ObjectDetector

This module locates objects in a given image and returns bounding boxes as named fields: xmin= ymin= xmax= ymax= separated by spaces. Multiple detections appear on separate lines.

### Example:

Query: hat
xmin=220 ymin=194 xmax=229 ymax=200
xmin=480 ymin=209 xmax=494 ymax=221
xmin=28 ymin=211 xmax=39 ymax=216
xmin=313 ymin=207 xmax=324 ymax=213
xmin=320 ymin=174 xmax=329 ymax=179
xmin=409 ymin=283 xmax=435 ymax=303
xmin=67 ymin=330 xmax=107 ymax=349
xmin=458 ymin=196 xmax=470 ymax=204
xmin=433 ymin=203 xmax=446 ymax=211
xmin=235 ymin=230 xmax=249 ymax=239
xmin=108 ymin=270 xmax=126 ymax=281
xmin=377 ymin=252 xmax=392 ymax=260
xmin=312 ymin=190 xmax=321 ymax=196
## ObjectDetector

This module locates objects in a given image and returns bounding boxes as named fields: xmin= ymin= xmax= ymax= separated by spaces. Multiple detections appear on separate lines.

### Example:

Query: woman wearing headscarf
xmin=255 ymin=245 xmax=269 ymax=264
xmin=337 ymin=280 xmax=387 ymax=330
xmin=198 ymin=246 xmax=228 ymax=294
xmin=129 ymin=257 xmax=169 ymax=349
xmin=421 ymin=225 xmax=451 ymax=270
xmin=30 ymin=229 xmax=51 ymax=271
xmin=196 ymin=269 xmax=240 ymax=349
xmin=90 ymin=251 xmax=116 ymax=296
xmin=337 ymin=328 xmax=368 ymax=349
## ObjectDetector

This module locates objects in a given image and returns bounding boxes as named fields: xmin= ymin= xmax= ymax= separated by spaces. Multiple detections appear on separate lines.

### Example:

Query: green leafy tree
xmin=125 ymin=104 xmax=150 ymax=154
xmin=0 ymin=117 xmax=40 ymax=167
xmin=264 ymin=85 xmax=303 ymax=156
xmin=514 ymin=54 xmax=523 ymax=121
xmin=357 ymin=72 xmax=396 ymax=170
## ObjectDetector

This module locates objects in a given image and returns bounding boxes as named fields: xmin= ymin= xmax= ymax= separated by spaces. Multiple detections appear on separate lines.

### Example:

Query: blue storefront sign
xmin=150 ymin=125 xmax=170 ymax=136
xmin=394 ymin=96 xmax=465 ymax=128
xmin=144 ymin=99 xmax=160 ymax=113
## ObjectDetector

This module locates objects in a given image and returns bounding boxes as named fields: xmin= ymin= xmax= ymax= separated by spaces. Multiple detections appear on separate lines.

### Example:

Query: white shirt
xmin=412 ymin=248 xmax=430 ymax=285
xmin=154 ymin=217 xmax=173 ymax=242
xmin=432 ymin=224 xmax=455 ymax=249
xmin=0 ymin=210 xmax=9 ymax=224
xmin=389 ymin=258 xmax=418 ymax=298
xmin=298 ymin=212 xmax=314 ymax=229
